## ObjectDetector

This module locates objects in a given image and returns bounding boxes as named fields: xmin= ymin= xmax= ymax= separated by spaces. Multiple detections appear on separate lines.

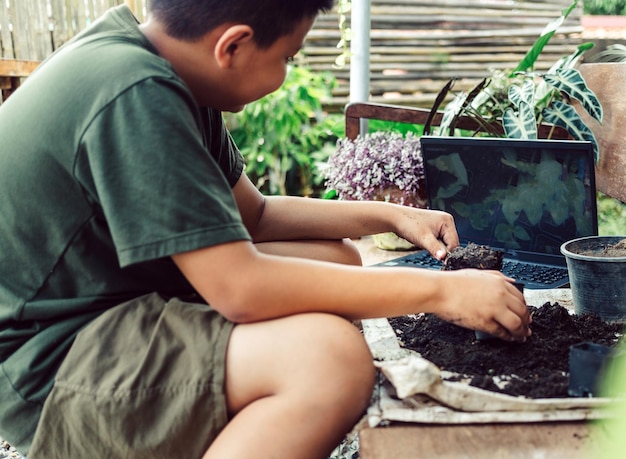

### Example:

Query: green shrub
xmin=584 ymin=0 xmax=626 ymax=15
xmin=225 ymin=66 xmax=342 ymax=196
xmin=597 ymin=192 xmax=626 ymax=235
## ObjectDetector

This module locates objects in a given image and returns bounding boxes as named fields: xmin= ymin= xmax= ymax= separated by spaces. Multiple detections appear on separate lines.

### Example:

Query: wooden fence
xmin=0 ymin=0 xmax=146 ymax=60
xmin=1 ymin=0 xmax=586 ymax=110
xmin=304 ymin=0 xmax=585 ymax=109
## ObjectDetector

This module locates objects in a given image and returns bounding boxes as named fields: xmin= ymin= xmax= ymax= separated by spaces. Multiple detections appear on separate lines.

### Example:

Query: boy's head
xmin=143 ymin=0 xmax=334 ymax=111
xmin=149 ymin=0 xmax=335 ymax=48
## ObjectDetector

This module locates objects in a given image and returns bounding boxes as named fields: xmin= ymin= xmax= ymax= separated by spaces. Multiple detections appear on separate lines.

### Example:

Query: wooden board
xmin=0 ymin=59 xmax=40 ymax=77
xmin=0 ymin=59 xmax=40 ymax=102
xmin=359 ymin=422 xmax=607 ymax=459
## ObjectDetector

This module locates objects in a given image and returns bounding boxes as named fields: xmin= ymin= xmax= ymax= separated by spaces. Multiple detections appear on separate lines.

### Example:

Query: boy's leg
xmin=255 ymin=238 xmax=362 ymax=265
xmin=200 ymin=237 xmax=371 ymax=458
xmin=204 ymin=312 xmax=376 ymax=459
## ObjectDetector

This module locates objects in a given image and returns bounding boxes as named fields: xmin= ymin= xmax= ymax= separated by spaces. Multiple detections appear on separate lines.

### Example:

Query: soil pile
xmin=389 ymin=303 xmax=623 ymax=398
xmin=442 ymin=242 xmax=503 ymax=271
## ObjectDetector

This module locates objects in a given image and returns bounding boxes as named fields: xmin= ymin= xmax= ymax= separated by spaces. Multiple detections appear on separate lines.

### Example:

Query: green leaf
xmin=543 ymin=68 xmax=603 ymax=123
xmin=548 ymin=42 xmax=595 ymax=74
xmin=460 ymin=105 xmax=503 ymax=137
xmin=541 ymin=101 xmax=600 ymax=161
xmin=513 ymin=0 xmax=579 ymax=74
xmin=449 ymin=79 xmax=489 ymax=132
xmin=439 ymin=92 xmax=468 ymax=135
xmin=508 ymin=80 xmax=535 ymax=108
xmin=503 ymin=102 xmax=538 ymax=139
xmin=593 ymin=43 xmax=626 ymax=63
xmin=533 ymin=43 xmax=594 ymax=106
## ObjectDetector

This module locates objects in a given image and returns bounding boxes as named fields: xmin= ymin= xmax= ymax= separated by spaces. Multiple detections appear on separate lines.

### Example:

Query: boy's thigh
xmin=255 ymin=238 xmax=362 ymax=265
xmin=29 ymin=292 xmax=234 ymax=459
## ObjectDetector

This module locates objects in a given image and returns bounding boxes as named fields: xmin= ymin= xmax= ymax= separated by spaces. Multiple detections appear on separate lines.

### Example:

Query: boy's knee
xmin=308 ymin=314 xmax=376 ymax=399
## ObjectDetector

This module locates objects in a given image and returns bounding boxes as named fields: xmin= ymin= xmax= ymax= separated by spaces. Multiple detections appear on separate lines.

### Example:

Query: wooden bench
xmin=0 ymin=59 xmax=40 ymax=103
xmin=344 ymin=101 xmax=571 ymax=141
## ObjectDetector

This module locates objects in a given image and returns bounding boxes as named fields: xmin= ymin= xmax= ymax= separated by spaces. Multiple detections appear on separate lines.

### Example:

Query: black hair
xmin=149 ymin=0 xmax=335 ymax=48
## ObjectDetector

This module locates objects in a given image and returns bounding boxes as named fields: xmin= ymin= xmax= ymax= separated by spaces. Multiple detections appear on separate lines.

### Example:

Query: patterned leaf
xmin=543 ymin=68 xmax=603 ymax=123
xmin=503 ymin=102 xmax=537 ymax=139
xmin=541 ymin=101 xmax=600 ymax=161
xmin=508 ymin=80 xmax=535 ymax=108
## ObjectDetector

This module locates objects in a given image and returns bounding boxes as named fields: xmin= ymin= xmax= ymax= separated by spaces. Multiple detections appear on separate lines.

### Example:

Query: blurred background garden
xmin=224 ymin=67 xmax=624 ymax=236
xmin=2 ymin=0 xmax=624 ymax=234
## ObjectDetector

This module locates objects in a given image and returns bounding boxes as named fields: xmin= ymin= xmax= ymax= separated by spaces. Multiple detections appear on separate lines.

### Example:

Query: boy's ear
xmin=214 ymin=25 xmax=255 ymax=68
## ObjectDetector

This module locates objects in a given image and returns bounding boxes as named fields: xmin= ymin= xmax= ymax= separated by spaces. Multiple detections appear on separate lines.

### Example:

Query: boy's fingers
xmin=496 ymin=307 xmax=532 ymax=342
xmin=420 ymin=235 xmax=454 ymax=261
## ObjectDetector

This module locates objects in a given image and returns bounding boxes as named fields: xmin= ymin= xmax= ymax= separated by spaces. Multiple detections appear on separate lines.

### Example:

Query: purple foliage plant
xmin=323 ymin=131 xmax=427 ymax=208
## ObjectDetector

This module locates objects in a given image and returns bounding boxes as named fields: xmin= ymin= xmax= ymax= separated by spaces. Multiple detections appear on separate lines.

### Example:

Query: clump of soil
xmin=389 ymin=305 xmax=623 ymax=399
xmin=442 ymin=242 xmax=504 ymax=271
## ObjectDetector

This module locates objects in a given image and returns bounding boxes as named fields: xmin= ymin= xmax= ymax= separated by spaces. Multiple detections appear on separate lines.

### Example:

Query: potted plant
xmin=323 ymin=130 xmax=427 ymax=250
xmin=427 ymin=0 xmax=603 ymax=160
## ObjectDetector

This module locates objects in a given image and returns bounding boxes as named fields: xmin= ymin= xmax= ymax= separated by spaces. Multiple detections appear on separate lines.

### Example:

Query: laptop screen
xmin=420 ymin=136 xmax=598 ymax=258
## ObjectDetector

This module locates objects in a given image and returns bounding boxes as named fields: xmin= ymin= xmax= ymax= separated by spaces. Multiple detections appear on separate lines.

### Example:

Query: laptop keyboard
xmin=501 ymin=260 xmax=568 ymax=285
xmin=380 ymin=251 xmax=569 ymax=287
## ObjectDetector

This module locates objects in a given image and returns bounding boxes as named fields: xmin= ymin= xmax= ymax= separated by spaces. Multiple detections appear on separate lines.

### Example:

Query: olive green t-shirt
xmin=0 ymin=5 xmax=250 ymax=449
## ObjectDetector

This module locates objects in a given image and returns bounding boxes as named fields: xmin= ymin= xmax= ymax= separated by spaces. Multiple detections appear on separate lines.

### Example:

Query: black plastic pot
xmin=568 ymin=342 xmax=614 ymax=397
xmin=561 ymin=236 xmax=626 ymax=322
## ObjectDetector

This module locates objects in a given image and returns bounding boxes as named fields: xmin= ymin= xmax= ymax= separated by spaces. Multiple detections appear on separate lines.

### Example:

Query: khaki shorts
xmin=29 ymin=293 xmax=234 ymax=459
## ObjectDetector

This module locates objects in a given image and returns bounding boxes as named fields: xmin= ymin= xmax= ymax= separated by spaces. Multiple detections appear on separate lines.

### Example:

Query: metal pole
xmin=349 ymin=0 xmax=370 ymax=136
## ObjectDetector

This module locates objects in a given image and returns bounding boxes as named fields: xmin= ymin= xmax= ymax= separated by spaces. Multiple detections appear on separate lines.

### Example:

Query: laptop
xmin=379 ymin=136 xmax=598 ymax=289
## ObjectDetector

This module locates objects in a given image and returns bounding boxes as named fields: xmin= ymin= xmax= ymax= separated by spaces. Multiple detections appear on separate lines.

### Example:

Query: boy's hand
xmin=432 ymin=269 xmax=532 ymax=342
xmin=392 ymin=206 xmax=459 ymax=261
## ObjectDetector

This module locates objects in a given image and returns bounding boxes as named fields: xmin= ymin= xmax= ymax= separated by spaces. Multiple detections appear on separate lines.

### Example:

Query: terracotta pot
xmin=576 ymin=63 xmax=626 ymax=203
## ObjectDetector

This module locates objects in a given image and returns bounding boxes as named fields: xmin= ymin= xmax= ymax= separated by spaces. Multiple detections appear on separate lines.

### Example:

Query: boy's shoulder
xmin=18 ymin=4 xmax=184 ymax=113
xmin=53 ymin=5 xmax=168 ymax=77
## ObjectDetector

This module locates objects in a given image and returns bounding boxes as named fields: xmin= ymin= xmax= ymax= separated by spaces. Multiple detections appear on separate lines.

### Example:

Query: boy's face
xmin=200 ymin=16 xmax=315 ymax=112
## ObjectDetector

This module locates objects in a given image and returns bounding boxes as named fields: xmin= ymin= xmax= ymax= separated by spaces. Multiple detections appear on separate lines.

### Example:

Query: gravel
xmin=1 ymin=432 xmax=357 ymax=459
xmin=0 ymin=438 xmax=24 ymax=459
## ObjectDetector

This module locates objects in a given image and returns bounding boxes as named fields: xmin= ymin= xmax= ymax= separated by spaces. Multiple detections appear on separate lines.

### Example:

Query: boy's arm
xmin=172 ymin=239 xmax=530 ymax=341
xmin=172 ymin=174 xmax=530 ymax=341
xmin=233 ymin=174 xmax=458 ymax=260
xmin=173 ymin=241 xmax=530 ymax=340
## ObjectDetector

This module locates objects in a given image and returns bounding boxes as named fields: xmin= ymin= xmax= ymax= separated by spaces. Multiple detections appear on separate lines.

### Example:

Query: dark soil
xmin=442 ymin=242 xmax=504 ymax=271
xmin=582 ymin=238 xmax=626 ymax=257
xmin=389 ymin=305 xmax=623 ymax=398
xmin=388 ymin=242 xmax=624 ymax=399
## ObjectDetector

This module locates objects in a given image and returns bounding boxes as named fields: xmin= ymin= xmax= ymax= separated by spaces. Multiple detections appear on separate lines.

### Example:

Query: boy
xmin=0 ymin=1 xmax=531 ymax=458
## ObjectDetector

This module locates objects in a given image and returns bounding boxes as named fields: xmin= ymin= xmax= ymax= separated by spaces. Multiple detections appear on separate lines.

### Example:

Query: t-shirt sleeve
xmin=74 ymin=77 xmax=251 ymax=267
